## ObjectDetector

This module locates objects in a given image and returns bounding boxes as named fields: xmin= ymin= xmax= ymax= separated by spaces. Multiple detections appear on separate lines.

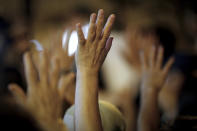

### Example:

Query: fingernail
xmin=8 ymin=84 xmax=14 ymax=91
xmin=24 ymin=52 xmax=31 ymax=60
xmin=107 ymin=37 xmax=113 ymax=44
xmin=76 ymin=23 xmax=81 ymax=29
xmin=99 ymin=9 xmax=104 ymax=14
xmin=110 ymin=14 xmax=115 ymax=19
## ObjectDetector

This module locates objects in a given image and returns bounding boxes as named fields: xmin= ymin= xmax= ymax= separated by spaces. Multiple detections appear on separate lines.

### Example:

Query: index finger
xmin=23 ymin=52 xmax=38 ymax=90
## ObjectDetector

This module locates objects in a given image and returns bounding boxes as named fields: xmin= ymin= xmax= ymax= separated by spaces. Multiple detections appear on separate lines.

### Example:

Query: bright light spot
xmin=30 ymin=40 xmax=43 ymax=51
xmin=62 ymin=30 xmax=68 ymax=49
xmin=63 ymin=23 xmax=89 ymax=56
xmin=68 ymin=31 xmax=78 ymax=56
xmin=82 ymin=24 xmax=89 ymax=39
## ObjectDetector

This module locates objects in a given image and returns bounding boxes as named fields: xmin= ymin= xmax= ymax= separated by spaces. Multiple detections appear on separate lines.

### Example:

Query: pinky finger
xmin=162 ymin=57 xmax=175 ymax=77
xmin=105 ymin=37 xmax=113 ymax=53
xmin=99 ymin=37 xmax=113 ymax=64
xmin=8 ymin=84 xmax=26 ymax=105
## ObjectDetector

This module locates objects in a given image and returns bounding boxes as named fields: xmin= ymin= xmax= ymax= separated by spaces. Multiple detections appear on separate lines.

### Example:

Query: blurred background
xmin=0 ymin=0 xmax=197 ymax=130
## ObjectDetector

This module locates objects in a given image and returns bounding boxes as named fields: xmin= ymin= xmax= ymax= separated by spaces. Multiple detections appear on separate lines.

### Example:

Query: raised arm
xmin=9 ymin=50 xmax=75 ymax=131
xmin=74 ymin=9 xmax=115 ymax=131
xmin=138 ymin=46 xmax=174 ymax=131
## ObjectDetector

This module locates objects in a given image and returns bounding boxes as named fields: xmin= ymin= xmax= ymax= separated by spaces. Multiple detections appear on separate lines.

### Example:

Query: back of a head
xmin=64 ymin=100 xmax=126 ymax=131
xmin=140 ymin=24 xmax=176 ymax=60
xmin=154 ymin=25 xmax=176 ymax=60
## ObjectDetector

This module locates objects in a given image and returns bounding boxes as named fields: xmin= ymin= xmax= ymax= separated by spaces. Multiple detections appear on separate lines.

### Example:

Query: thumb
xmin=58 ymin=72 xmax=76 ymax=103
xmin=8 ymin=83 xmax=26 ymax=105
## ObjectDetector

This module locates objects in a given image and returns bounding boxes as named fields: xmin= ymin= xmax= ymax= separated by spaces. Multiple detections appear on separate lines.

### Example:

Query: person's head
xmin=64 ymin=100 xmax=126 ymax=131
xmin=123 ymin=5 xmax=178 ymax=71
xmin=136 ymin=25 xmax=176 ymax=60
xmin=124 ymin=23 xmax=176 ymax=70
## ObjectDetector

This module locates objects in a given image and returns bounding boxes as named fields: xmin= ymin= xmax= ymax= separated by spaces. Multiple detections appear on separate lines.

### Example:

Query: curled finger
xmin=8 ymin=84 xmax=26 ymax=105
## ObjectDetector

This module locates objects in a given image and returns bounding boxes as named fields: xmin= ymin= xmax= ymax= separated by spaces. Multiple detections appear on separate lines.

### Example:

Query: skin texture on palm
xmin=75 ymin=9 xmax=115 ymax=131
xmin=138 ymin=46 xmax=174 ymax=131
xmin=9 ymin=50 xmax=75 ymax=131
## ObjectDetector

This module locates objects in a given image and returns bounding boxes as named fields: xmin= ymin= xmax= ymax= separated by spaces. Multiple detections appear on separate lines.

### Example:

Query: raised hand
xmin=9 ymin=51 xmax=75 ymax=131
xmin=140 ymin=46 xmax=174 ymax=92
xmin=138 ymin=46 xmax=174 ymax=131
xmin=30 ymin=33 xmax=76 ymax=105
xmin=122 ymin=29 xmax=158 ymax=71
xmin=75 ymin=9 xmax=115 ymax=73
xmin=74 ymin=9 xmax=115 ymax=131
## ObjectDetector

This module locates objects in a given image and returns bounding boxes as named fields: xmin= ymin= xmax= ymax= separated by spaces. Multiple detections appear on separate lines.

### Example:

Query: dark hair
xmin=0 ymin=17 xmax=12 ymax=51
xmin=141 ymin=25 xmax=176 ymax=60
xmin=154 ymin=25 xmax=176 ymax=60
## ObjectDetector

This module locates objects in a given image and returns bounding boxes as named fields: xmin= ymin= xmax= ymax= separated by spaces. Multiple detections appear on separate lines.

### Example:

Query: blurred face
xmin=124 ymin=26 xmax=159 ymax=71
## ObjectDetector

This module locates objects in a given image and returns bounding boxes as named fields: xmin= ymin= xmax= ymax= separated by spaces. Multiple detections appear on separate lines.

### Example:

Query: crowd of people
xmin=0 ymin=0 xmax=197 ymax=131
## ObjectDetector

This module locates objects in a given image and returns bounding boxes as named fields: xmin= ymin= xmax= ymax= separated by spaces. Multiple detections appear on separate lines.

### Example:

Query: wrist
xmin=77 ymin=68 xmax=99 ymax=76
xmin=141 ymin=87 xmax=159 ymax=98
xmin=76 ymin=68 xmax=99 ymax=92
xmin=141 ymin=82 xmax=161 ymax=92
xmin=39 ymin=119 xmax=67 ymax=131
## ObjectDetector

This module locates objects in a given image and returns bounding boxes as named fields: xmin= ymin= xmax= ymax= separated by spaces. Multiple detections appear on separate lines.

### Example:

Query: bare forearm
xmin=138 ymin=89 xmax=160 ymax=131
xmin=74 ymin=9 xmax=114 ymax=131
xmin=138 ymin=44 xmax=174 ymax=131
xmin=75 ymin=70 xmax=102 ymax=131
